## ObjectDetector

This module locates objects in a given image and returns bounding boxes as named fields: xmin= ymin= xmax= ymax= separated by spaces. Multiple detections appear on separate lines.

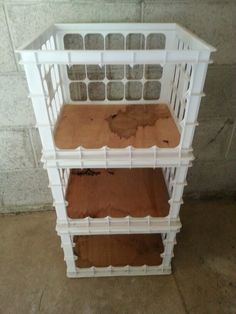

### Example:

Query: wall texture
xmin=0 ymin=0 xmax=235 ymax=213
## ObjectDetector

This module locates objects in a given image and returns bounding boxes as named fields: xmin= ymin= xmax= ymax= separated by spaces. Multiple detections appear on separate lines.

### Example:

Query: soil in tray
xmin=74 ymin=234 xmax=164 ymax=268
xmin=66 ymin=168 xmax=170 ymax=219
xmin=54 ymin=104 xmax=180 ymax=149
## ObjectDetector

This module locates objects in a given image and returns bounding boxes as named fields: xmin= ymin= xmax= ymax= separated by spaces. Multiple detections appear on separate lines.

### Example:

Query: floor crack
xmin=207 ymin=119 xmax=231 ymax=145
xmin=38 ymin=286 xmax=46 ymax=312
xmin=173 ymin=271 xmax=189 ymax=314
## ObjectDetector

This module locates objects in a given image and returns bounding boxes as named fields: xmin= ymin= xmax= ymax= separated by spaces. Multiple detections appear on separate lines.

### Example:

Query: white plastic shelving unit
xmin=17 ymin=23 xmax=215 ymax=278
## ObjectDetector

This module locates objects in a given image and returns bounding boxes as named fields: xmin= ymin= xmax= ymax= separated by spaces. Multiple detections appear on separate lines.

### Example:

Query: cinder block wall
xmin=0 ymin=1 xmax=235 ymax=213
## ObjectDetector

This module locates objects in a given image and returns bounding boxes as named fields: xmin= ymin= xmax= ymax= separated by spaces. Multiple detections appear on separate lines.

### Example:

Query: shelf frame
xmin=47 ymin=165 xmax=188 ymax=233
xmin=58 ymin=230 xmax=178 ymax=277
xmin=16 ymin=23 xmax=215 ymax=277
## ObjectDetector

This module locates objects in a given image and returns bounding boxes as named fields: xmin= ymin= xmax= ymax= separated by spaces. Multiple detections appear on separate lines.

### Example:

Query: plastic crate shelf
xmin=54 ymin=167 xmax=185 ymax=235
xmin=17 ymin=23 xmax=215 ymax=169
xmin=58 ymin=230 xmax=177 ymax=277
xmin=17 ymin=23 xmax=215 ymax=277
xmin=57 ymin=168 xmax=182 ymax=234
xmin=70 ymin=234 xmax=170 ymax=277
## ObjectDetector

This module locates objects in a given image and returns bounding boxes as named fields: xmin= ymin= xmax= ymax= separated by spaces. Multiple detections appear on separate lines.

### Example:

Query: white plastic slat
xmin=56 ymin=217 xmax=182 ymax=235
xmin=67 ymin=265 xmax=172 ymax=278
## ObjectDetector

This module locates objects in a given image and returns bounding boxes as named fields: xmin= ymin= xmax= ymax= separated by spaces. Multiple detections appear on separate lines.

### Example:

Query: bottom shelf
xmin=73 ymin=234 xmax=164 ymax=268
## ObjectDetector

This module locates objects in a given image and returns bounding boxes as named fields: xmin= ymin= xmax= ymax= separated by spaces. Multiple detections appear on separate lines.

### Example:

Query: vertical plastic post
xmin=22 ymin=55 xmax=55 ymax=152
xmin=160 ymin=31 xmax=177 ymax=103
xmin=169 ymin=165 xmax=188 ymax=218
xmin=59 ymin=233 xmax=77 ymax=274
xmin=47 ymin=167 xmax=68 ymax=222
xmin=54 ymin=32 xmax=71 ymax=103
xmin=162 ymin=231 xmax=176 ymax=268
xmin=181 ymin=60 xmax=210 ymax=150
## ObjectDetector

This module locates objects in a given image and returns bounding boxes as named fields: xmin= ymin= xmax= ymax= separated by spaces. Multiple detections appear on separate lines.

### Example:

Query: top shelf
xmin=19 ymin=23 xmax=215 ymax=168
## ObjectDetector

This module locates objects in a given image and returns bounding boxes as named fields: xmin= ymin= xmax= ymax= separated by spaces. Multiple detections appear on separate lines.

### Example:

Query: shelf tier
xmin=74 ymin=234 xmax=164 ymax=267
xmin=55 ymin=168 xmax=182 ymax=235
xmin=54 ymin=104 xmax=180 ymax=149
xmin=58 ymin=230 xmax=177 ymax=277
xmin=67 ymin=234 xmax=171 ymax=278
xmin=67 ymin=168 xmax=169 ymax=219
xmin=42 ymin=103 xmax=189 ymax=168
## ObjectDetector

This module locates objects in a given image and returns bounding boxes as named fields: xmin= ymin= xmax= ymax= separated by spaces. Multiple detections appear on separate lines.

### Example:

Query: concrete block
xmin=185 ymin=160 xmax=236 ymax=196
xmin=193 ymin=118 xmax=234 ymax=161
xmin=30 ymin=128 xmax=42 ymax=167
xmin=0 ymin=5 xmax=16 ymax=72
xmin=0 ymin=73 xmax=35 ymax=127
xmin=4 ymin=0 xmax=71 ymax=2
xmin=52 ymin=3 xmax=141 ymax=23
xmin=199 ymin=65 xmax=236 ymax=120
xmin=7 ymin=3 xmax=140 ymax=49
xmin=4 ymin=0 xmax=141 ymax=3
xmin=0 ymin=168 xmax=52 ymax=208
xmin=0 ymin=128 xmax=36 ymax=170
xmin=144 ymin=0 xmax=235 ymax=2
xmin=143 ymin=2 xmax=236 ymax=64
xmin=7 ymin=3 xmax=54 ymax=49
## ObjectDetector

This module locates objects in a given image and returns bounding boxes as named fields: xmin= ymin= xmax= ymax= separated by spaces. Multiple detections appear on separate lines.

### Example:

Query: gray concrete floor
xmin=0 ymin=199 xmax=235 ymax=314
